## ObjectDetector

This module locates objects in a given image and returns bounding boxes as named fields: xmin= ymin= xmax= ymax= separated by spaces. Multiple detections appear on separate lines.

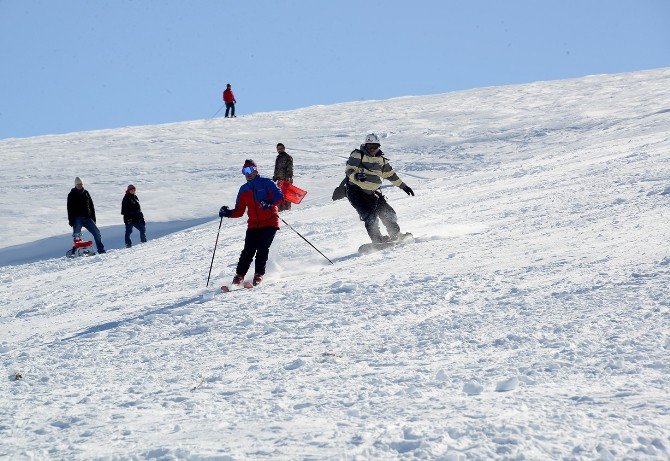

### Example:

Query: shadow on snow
xmin=0 ymin=217 xmax=213 ymax=267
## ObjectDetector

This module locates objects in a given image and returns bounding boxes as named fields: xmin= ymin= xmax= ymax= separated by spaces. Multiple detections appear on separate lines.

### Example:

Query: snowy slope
xmin=1 ymin=68 xmax=670 ymax=460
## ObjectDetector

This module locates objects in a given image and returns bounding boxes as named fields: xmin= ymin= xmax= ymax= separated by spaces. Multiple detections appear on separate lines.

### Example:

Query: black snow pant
xmin=346 ymin=184 xmax=400 ymax=242
xmin=124 ymin=220 xmax=147 ymax=247
xmin=225 ymin=102 xmax=235 ymax=117
xmin=236 ymin=227 xmax=278 ymax=276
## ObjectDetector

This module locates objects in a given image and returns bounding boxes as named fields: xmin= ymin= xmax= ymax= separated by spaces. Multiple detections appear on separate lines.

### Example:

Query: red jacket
xmin=223 ymin=88 xmax=236 ymax=103
xmin=230 ymin=176 xmax=283 ymax=228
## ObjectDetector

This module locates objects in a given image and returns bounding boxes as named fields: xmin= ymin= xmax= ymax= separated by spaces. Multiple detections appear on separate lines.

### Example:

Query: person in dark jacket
xmin=345 ymin=134 xmax=414 ymax=243
xmin=272 ymin=143 xmax=294 ymax=212
xmin=121 ymin=184 xmax=147 ymax=248
xmin=67 ymin=176 xmax=106 ymax=253
xmin=219 ymin=159 xmax=284 ymax=286
xmin=223 ymin=83 xmax=236 ymax=118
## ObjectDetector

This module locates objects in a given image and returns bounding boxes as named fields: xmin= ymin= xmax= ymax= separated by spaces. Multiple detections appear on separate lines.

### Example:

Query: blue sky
xmin=1 ymin=0 xmax=668 ymax=139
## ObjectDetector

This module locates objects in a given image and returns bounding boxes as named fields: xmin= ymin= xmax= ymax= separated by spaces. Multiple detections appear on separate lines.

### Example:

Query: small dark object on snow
xmin=190 ymin=376 xmax=205 ymax=392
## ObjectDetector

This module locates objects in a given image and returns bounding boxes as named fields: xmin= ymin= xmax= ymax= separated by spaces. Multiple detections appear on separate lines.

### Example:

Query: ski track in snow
xmin=1 ymin=69 xmax=670 ymax=459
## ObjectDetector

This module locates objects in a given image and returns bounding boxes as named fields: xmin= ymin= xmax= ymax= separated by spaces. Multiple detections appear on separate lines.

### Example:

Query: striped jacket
xmin=345 ymin=145 xmax=406 ymax=194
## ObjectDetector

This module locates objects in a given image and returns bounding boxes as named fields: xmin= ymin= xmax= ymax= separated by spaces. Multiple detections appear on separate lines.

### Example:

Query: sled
xmin=66 ymin=237 xmax=96 ymax=258
xmin=278 ymin=180 xmax=308 ymax=204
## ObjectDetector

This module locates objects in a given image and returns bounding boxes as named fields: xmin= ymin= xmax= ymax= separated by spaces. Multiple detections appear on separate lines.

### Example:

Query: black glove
xmin=219 ymin=206 xmax=232 ymax=218
xmin=259 ymin=200 xmax=273 ymax=210
xmin=126 ymin=218 xmax=133 ymax=224
xmin=402 ymin=185 xmax=415 ymax=196
xmin=355 ymin=172 xmax=367 ymax=182
xmin=68 ymin=221 xmax=73 ymax=227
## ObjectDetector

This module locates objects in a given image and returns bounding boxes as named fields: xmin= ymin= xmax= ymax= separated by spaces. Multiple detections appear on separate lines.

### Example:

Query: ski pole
xmin=206 ymin=215 xmax=224 ymax=287
xmin=280 ymin=217 xmax=334 ymax=265
xmin=210 ymin=103 xmax=225 ymax=119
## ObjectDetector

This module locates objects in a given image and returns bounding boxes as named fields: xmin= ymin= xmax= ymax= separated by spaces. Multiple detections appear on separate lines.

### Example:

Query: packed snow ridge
xmin=1 ymin=68 xmax=669 ymax=460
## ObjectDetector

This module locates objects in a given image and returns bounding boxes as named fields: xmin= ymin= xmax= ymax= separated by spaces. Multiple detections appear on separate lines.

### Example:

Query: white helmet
xmin=364 ymin=133 xmax=380 ymax=145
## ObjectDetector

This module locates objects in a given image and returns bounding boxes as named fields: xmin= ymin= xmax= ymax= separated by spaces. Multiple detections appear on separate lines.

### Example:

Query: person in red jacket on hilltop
xmin=223 ymin=83 xmax=237 ymax=118
xmin=219 ymin=159 xmax=284 ymax=286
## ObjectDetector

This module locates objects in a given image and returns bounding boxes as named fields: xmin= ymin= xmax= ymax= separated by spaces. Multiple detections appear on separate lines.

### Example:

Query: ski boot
xmin=221 ymin=274 xmax=253 ymax=292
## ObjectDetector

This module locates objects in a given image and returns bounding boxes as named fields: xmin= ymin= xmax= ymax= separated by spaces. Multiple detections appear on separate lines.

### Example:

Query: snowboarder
xmin=67 ymin=177 xmax=106 ymax=254
xmin=345 ymin=133 xmax=414 ymax=243
xmin=121 ymin=184 xmax=147 ymax=248
xmin=223 ymin=83 xmax=236 ymax=118
xmin=272 ymin=142 xmax=294 ymax=212
xmin=219 ymin=159 xmax=284 ymax=287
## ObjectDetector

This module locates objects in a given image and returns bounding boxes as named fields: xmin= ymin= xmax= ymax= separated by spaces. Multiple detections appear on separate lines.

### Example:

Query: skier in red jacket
xmin=219 ymin=159 xmax=284 ymax=287
xmin=223 ymin=83 xmax=236 ymax=118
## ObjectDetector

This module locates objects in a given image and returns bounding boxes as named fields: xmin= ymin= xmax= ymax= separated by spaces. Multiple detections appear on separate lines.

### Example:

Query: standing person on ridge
xmin=218 ymin=159 xmax=284 ymax=287
xmin=272 ymin=142 xmax=294 ymax=212
xmin=345 ymin=133 xmax=414 ymax=243
xmin=121 ymin=184 xmax=147 ymax=248
xmin=223 ymin=83 xmax=236 ymax=118
xmin=67 ymin=176 xmax=106 ymax=254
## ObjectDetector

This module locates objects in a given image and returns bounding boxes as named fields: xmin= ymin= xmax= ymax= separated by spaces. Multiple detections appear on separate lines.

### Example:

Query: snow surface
xmin=1 ymin=68 xmax=670 ymax=460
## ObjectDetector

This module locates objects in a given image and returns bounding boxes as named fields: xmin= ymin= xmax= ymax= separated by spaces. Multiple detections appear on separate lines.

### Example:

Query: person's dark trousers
xmin=125 ymin=221 xmax=147 ymax=247
xmin=72 ymin=216 xmax=105 ymax=252
xmin=225 ymin=102 xmax=235 ymax=117
xmin=236 ymin=227 xmax=278 ymax=276
xmin=346 ymin=184 xmax=400 ymax=242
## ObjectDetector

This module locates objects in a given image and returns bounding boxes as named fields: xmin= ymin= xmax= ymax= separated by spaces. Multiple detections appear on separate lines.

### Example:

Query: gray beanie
xmin=74 ymin=177 xmax=83 ymax=185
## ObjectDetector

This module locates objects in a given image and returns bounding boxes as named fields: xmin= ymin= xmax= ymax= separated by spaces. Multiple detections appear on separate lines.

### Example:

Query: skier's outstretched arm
xmin=228 ymin=189 xmax=247 ymax=218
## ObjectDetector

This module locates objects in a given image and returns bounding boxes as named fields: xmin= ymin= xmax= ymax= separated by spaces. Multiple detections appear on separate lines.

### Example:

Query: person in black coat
xmin=67 ymin=177 xmax=106 ymax=253
xmin=121 ymin=184 xmax=147 ymax=248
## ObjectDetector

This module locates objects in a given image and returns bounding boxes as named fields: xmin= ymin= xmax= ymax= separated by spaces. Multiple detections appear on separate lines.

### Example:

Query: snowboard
xmin=358 ymin=233 xmax=414 ymax=254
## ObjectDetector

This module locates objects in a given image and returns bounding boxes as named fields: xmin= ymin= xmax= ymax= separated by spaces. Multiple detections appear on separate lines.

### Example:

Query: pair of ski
xmin=221 ymin=280 xmax=258 ymax=293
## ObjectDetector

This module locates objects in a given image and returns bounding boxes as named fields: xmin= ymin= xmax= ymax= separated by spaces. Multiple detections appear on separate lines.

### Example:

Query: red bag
xmin=278 ymin=180 xmax=307 ymax=204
